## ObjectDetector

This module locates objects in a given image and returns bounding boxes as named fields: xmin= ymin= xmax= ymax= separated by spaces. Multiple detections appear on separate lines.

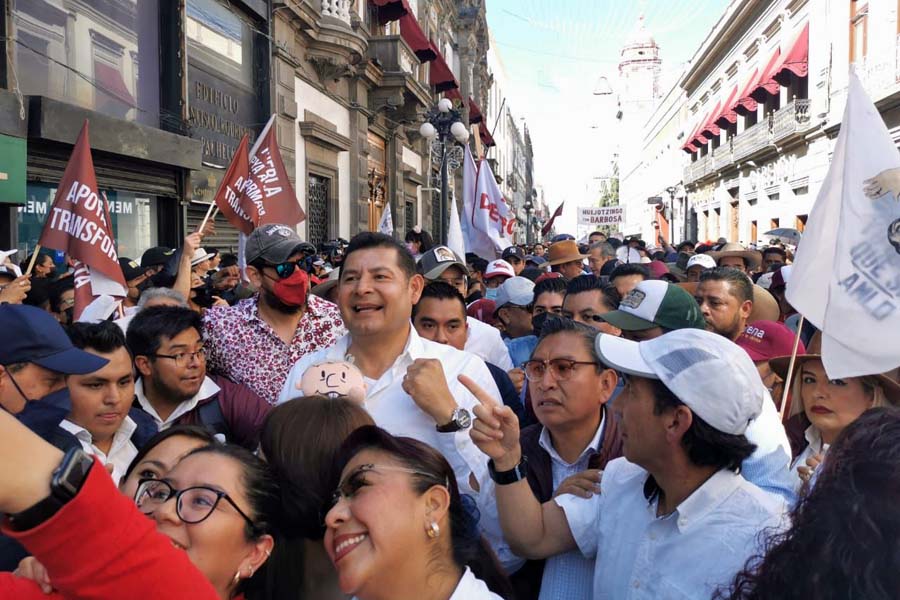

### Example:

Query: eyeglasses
xmin=135 ymin=479 xmax=258 ymax=532
xmin=149 ymin=347 xmax=207 ymax=367
xmin=271 ymin=259 xmax=304 ymax=279
xmin=523 ymin=358 xmax=598 ymax=382
xmin=330 ymin=464 xmax=444 ymax=509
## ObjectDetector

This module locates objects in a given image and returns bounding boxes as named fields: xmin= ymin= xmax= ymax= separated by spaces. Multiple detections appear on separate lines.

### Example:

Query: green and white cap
xmin=601 ymin=280 xmax=705 ymax=331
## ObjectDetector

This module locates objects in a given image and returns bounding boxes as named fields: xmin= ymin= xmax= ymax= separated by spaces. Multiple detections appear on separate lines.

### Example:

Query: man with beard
xmin=204 ymin=224 xmax=345 ymax=403
xmin=129 ymin=306 xmax=270 ymax=448
xmin=694 ymin=267 xmax=754 ymax=342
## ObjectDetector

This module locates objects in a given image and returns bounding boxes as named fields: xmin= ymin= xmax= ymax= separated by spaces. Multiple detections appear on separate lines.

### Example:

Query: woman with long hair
xmin=324 ymin=425 xmax=513 ymax=599
xmin=717 ymin=407 xmax=900 ymax=600
xmin=258 ymin=395 xmax=374 ymax=600
xmin=404 ymin=227 xmax=434 ymax=261
xmin=770 ymin=331 xmax=900 ymax=492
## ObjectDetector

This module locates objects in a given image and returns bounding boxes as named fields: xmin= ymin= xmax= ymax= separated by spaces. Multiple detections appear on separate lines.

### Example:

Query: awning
xmin=732 ymin=68 xmax=760 ymax=116
xmin=713 ymin=85 xmax=739 ymax=129
xmin=773 ymin=22 xmax=809 ymax=86
xmin=399 ymin=12 xmax=436 ymax=62
xmin=682 ymin=113 xmax=706 ymax=153
xmin=480 ymin=125 xmax=496 ymax=147
xmin=750 ymin=48 xmax=783 ymax=102
xmin=94 ymin=61 xmax=136 ymax=106
xmin=444 ymin=88 xmax=462 ymax=101
xmin=468 ymin=97 xmax=483 ymax=124
xmin=371 ymin=0 xmax=409 ymax=25
xmin=429 ymin=45 xmax=458 ymax=92
xmin=698 ymin=101 xmax=722 ymax=140
xmin=688 ymin=108 xmax=714 ymax=147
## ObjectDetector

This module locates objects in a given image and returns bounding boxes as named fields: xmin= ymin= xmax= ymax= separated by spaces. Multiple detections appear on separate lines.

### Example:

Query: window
xmin=770 ymin=217 xmax=780 ymax=230
xmin=187 ymin=0 xmax=255 ymax=88
xmin=796 ymin=214 xmax=808 ymax=232
xmin=307 ymin=175 xmax=331 ymax=248
xmin=11 ymin=0 xmax=160 ymax=126
xmin=751 ymin=220 xmax=758 ymax=243
xmin=850 ymin=1 xmax=868 ymax=64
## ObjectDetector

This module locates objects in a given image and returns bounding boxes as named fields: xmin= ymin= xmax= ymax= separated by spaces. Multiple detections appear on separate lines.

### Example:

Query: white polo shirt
xmin=556 ymin=458 xmax=787 ymax=600
xmin=135 ymin=377 xmax=221 ymax=429
xmin=59 ymin=416 xmax=139 ymax=485
xmin=278 ymin=326 xmax=500 ymax=494
xmin=448 ymin=568 xmax=502 ymax=599
xmin=465 ymin=316 xmax=514 ymax=370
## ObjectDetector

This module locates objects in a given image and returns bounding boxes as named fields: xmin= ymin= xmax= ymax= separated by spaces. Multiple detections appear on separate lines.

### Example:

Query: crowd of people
xmin=0 ymin=223 xmax=898 ymax=599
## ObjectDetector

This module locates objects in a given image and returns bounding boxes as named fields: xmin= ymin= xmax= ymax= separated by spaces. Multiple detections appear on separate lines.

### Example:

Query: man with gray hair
xmin=587 ymin=242 xmax=616 ymax=278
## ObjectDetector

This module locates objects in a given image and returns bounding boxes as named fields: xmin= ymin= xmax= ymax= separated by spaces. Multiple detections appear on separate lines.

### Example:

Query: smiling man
xmin=128 ymin=306 xmax=270 ymax=449
xmin=278 ymin=232 xmax=500 ymax=495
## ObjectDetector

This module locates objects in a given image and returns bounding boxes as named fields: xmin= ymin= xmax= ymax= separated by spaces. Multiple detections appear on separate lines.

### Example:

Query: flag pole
xmin=197 ymin=204 xmax=218 ymax=235
xmin=24 ymin=245 xmax=43 ymax=277
xmin=779 ymin=315 xmax=806 ymax=422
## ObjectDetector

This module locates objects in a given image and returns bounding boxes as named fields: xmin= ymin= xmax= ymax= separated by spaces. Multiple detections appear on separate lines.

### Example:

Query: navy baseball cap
xmin=0 ymin=305 xmax=108 ymax=374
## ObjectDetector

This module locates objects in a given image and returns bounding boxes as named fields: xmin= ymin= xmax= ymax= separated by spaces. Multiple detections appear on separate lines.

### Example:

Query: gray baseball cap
xmin=245 ymin=224 xmax=303 ymax=264
xmin=418 ymin=245 xmax=469 ymax=280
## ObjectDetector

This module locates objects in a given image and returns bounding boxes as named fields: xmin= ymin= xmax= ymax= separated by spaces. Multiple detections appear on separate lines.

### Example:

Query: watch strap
xmin=488 ymin=456 xmax=528 ymax=485
xmin=7 ymin=448 xmax=94 ymax=531
xmin=436 ymin=408 xmax=471 ymax=433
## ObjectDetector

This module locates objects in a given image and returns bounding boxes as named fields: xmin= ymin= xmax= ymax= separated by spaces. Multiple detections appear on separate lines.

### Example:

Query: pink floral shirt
xmin=203 ymin=295 xmax=345 ymax=404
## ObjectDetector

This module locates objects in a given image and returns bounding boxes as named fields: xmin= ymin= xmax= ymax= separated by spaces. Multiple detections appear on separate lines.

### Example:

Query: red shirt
xmin=0 ymin=460 xmax=220 ymax=599
xmin=203 ymin=294 xmax=345 ymax=404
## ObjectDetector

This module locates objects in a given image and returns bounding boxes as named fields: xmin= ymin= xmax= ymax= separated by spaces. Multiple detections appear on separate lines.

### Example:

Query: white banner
xmin=378 ymin=203 xmax=393 ymax=235
xmin=578 ymin=206 xmax=623 ymax=227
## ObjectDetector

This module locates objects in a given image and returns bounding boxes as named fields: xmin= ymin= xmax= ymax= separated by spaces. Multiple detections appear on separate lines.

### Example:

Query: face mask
xmin=531 ymin=312 xmax=551 ymax=336
xmin=273 ymin=268 xmax=309 ymax=307
xmin=484 ymin=288 xmax=499 ymax=300
xmin=406 ymin=242 xmax=417 ymax=255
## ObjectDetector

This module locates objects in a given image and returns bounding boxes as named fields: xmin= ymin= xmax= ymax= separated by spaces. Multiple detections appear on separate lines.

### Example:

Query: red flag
xmin=541 ymin=202 xmax=565 ymax=237
xmin=38 ymin=121 xmax=127 ymax=290
xmin=245 ymin=115 xmax=306 ymax=227
xmin=212 ymin=134 xmax=256 ymax=235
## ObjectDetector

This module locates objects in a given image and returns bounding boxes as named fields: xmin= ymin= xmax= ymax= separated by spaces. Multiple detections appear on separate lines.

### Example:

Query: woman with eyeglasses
xmin=770 ymin=331 xmax=900 ymax=494
xmin=0 ymin=408 xmax=279 ymax=600
xmin=325 ymin=425 xmax=512 ymax=599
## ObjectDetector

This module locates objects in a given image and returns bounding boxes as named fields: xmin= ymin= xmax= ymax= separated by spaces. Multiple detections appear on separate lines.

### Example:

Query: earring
xmin=232 ymin=570 xmax=242 ymax=586
xmin=426 ymin=521 xmax=440 ymax=539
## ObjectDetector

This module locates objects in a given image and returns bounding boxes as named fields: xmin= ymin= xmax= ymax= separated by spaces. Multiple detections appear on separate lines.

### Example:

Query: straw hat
xmin=769 ymin=331 xmax=900 ymax=405
xmin=708 ymin=242 xmax=763 ymax=271
xmin=547 ymin=240 xmax=588 ymax=266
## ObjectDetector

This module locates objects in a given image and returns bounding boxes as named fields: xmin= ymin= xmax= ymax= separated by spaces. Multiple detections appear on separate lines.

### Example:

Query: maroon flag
xmin=212 ymin=134 xmax=256 ymax=235
xmin=541 ymin=202 xmax=565 ymax=237
xmin=245 ymin=115 xmax=306 ymax=227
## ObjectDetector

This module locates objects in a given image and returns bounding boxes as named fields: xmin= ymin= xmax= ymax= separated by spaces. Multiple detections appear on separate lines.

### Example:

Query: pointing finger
xmin=459 ymin=374 xmax=500 ymax=408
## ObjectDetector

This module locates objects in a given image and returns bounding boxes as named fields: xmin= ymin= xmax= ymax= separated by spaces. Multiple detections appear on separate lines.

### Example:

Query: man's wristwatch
xmin=7 ymin=447 xmax=94 ymax=531
xmin=436 ymin=407 xmax=472 ymax=433
xmin=488 ymin=456 xmax=528 ymax=485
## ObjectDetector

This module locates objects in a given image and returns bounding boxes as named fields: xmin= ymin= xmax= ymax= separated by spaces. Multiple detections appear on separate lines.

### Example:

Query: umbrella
xmin=763 ymin=228 xmax=802 ymax=246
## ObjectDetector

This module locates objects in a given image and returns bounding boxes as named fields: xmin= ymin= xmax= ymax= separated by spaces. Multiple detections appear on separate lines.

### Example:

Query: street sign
xmin=647 ymin=196 xmax=663 ymax=204
xmin=578 ymin=206 xmax=623 ymax=227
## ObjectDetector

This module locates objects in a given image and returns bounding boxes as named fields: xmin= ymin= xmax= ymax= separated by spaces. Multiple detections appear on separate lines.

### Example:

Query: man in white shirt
xmin=467 ymin=328 xmax=787 ymax=600
xmin=416 ymin=245 xmax=513 ymax=370
xmin=62 ymin=321 xmax=158 ymax=484
xmin=279 ymin=232 xmax=500 ymax=493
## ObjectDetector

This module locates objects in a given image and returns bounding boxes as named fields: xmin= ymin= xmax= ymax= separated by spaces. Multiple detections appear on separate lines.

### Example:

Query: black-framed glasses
xmin=272 ymin=259 xmax=305 ymax=279
xmin=135 ymin=479 xmax=258 ymax=532
xmin=149 ymin=347 xmax=206 ymax=368
xmin=523 ymin=358 xmax=598 ymax=382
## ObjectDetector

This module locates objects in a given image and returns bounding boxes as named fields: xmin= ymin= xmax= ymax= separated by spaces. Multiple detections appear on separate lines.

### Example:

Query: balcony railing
xmin=772 ymin=99 xmax=811 ymax=142
xmin=733 ymin=117 xmax=772 ymax=162
xmin=711 ymin=139 xmax=733 ymax=171
xmin=368 ymin=35 xmax=419 ymax=78
xmin=692 ymin=153 xmax=712 ymax=181
xmin=321 ymin=0 xmax=352 ymax=24
xmin=683 ymin=164 xmax=694 ymax=185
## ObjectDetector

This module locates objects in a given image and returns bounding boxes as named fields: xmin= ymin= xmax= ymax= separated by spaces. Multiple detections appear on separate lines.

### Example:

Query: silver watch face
xmin=455 ymin=408 xmax=472 ymax=429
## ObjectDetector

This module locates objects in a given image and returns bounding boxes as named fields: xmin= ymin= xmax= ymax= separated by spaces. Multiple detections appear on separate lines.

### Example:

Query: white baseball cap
xmin=485 ymin=259 xmax=515 ymax=280
xmin=595 ymin=328 xmax=763 ymax=435
xmin=686 ymin=254 xmax=717 ymax=271
xmin=494 ymin=276 xmax=535 ymax=310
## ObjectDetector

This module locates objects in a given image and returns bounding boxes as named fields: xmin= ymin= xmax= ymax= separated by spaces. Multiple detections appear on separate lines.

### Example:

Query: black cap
xmin=118 ymin=257 xmax=145 ymax=281
xmin=140 ymin=246 xmax=175 ymax=268
xmin=501 ymin=246 xmax=526 ymax=262
xmin=245 ymin=224 xmax=303 ymax=264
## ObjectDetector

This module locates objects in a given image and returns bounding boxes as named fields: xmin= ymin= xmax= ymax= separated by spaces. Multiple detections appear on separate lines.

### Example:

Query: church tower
xmin=618 ymin=14 xmax=662 ymax=117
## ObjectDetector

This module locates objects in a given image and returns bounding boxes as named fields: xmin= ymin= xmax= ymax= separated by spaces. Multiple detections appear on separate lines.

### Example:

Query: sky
xmin=485 ymin=0 xmax=731 ymax=234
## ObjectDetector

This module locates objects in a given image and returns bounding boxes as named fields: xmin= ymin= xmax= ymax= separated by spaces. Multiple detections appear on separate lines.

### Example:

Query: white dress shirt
xmin=448 ymin=567 xmax=503 ymax=599
xmin=466 ymin=316 xmax=514 ymax=370
xmin=278 ymin=326 xmax=501 ymax=494
xmin=557 ymin=458 xmax=787 ymax=600
xmin=135 ymin=377 xmax=221 ymax=429
xmin=59 ymin=416 xmax=139 ymax=485
xmin=789 ymin=425 xmax=828 ymax=494
xmin=740 ymin=391 xmax=797 ymax=503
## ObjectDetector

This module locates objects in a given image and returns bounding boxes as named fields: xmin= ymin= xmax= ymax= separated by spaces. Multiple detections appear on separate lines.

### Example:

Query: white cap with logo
xmin=595 ymin=328 xmax=763 ymax=435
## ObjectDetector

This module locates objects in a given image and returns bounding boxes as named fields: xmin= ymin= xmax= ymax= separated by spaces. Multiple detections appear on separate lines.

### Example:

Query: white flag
xmin=378 ymin=203 xmax=394 ymax=235
xmin=786 ymin=71 xmax=900 ymax=378
xmin=460 ymin=144 xmax=495 ymax=259
xmin=472 ymin=153 xmax=516 ymax=254
xmin=447 ymin=197 xmax=466 ymax=260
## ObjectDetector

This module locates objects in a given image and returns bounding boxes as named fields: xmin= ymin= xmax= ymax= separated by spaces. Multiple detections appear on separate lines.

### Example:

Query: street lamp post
xmin=523 ymin=197 xmax=534 ymax=246
xmin=419 ymin=98 xmax=470 ymax=244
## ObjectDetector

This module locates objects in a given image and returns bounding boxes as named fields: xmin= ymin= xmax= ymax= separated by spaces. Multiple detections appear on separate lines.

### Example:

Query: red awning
xmin=468 ymin=97 xmax=483 ymax=124
xmin=733 ymin=68 xmax=760 ymax=116
xmin=399 ymin=13 xmax=436 ymax=62
xmin=750 ymin=48 xmax=783 ymax=102
xmin=444 ymin=88 xmax=462 ymax=101
xmin=480 ymin=125 xmax=496 ymax=148
xmin=371 ymin=0 xmax=409 ymax=25
xmin=682 ymin=112 xmax=708 ymax=152
xmin=688 ymin=108 xmax=714 ymax=147
xmin=429 ymin=45 xmax=458 ymax=92
xmin=698 ymin=101 xmax=722 ymax=140
xmin=94 ymin=61 xmax=136 ymax=106
xmin=773 ymin=22 xmax=810 ymax=86
xmin=713 ymin=85 xmax=739 ymax=129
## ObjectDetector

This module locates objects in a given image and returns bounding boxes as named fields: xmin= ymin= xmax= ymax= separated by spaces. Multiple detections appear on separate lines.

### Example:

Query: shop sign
xmin=0 ymin=134 xmax=26 ymax=205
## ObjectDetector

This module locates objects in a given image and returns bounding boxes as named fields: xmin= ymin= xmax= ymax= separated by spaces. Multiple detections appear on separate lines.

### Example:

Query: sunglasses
xmin=258 ymin=259 xmax=304 ymax=279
